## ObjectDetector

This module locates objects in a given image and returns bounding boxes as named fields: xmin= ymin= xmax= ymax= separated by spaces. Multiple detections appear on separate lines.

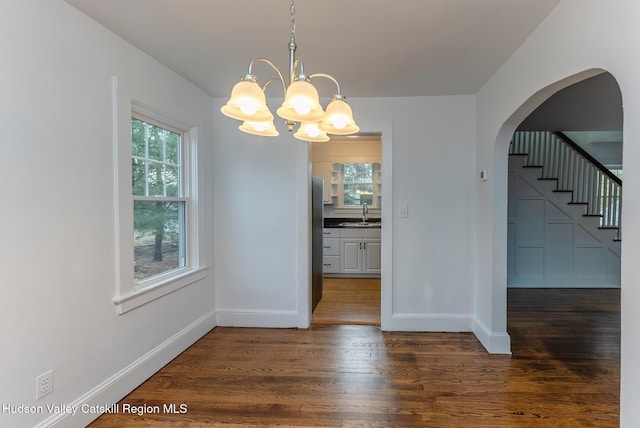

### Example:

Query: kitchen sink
xmin=338 ymin=222 xmax=382 ymax=228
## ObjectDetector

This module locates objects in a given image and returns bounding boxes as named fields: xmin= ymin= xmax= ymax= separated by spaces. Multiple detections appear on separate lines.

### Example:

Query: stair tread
xmin=511 ymin=131 xmax=622 ymax=243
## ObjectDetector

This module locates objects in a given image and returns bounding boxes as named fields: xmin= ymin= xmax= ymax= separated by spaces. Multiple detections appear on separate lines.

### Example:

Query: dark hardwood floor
xmin=89 ymin=287 xmax=620 ymax=427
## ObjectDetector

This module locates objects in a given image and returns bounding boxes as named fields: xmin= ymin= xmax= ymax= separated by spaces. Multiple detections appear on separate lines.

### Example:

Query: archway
xmin=492 ymin=68 xmax=623 ymax=353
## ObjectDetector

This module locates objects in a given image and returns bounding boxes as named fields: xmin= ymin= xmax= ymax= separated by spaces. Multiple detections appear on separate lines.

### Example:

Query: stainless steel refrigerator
xmin=311 ymin=176 xmax=323 ymax=312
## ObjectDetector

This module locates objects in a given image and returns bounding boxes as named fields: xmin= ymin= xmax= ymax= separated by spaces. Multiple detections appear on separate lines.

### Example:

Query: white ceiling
xmin=64 ymin=0 xmax=561 ymax=98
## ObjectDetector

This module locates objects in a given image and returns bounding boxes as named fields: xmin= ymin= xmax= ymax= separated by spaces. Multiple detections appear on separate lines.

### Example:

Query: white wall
xmin=351 ymin=97 xmax=477 ymax=330
xmin=0 ymin=1 xmax=215 ymax=427
xmin=474 ymin=0 xmax=640 ymax=425
xmin=212 ymin=110 xmax=307 ymax=327
xmin=213 ymin=94 xmax=477 ymax=331
xmin=507 ymin=159 xmax=621 ymax=287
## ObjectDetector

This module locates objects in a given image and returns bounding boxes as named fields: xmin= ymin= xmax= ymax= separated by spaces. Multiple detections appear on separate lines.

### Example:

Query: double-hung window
xmin=341 ymin=162 xmax=381 ymax=207
xmin=131 ymin=115 xmax=187 ymax=282
xmin=113 ymin=99 xmax=205 ymax=314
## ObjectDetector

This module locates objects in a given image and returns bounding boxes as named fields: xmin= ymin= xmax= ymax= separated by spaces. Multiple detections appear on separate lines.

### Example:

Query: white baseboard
xmin=472 ymin=318 xmax=512 ymax=354
xmin=35 ymin=310 xmax=217 ymax=428
xmin=382 ymin=313 xmax=473 ymax=332
xmin=507 ymin=283 xmax=620 ymax=288
xmin=216 ymin=309 xmax=300 ymax=328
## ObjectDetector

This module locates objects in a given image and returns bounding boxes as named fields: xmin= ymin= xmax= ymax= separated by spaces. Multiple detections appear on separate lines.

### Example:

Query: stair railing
xmin=510 ymin=131 xmax=622 ymax=239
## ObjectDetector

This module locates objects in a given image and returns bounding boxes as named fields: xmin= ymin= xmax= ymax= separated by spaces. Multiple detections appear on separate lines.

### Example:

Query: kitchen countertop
xmin=324 ymin=217 xmax=381 ymax=228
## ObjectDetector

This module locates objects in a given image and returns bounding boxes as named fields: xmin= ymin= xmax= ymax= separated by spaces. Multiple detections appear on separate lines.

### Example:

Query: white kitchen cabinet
xmin=322 ymin=229 xmax=340 ymax=273
xmin=338 ymin=228 xmax=381 ymax=276
xmin=362 ymin=239 xmax=381 ymax=273
xmin=322 ymin=256 xmax=340 ymax=273
xmin=373 ymin=168 xmax=382 ymax=208
xmin=312 ymin=162 xmax=341 ymax=204
xmin=323 ymin=237 xmax=340 ymax=256
xmin=341 ymin=239 xmax=362 ymax=273
xmin=323 ymin=227 xmax=381 ymax=276
xmin=340 ymin=238 xmax=381 ymax=274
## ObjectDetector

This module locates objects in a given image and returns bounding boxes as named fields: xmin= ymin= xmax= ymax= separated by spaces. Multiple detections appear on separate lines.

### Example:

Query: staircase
xmin=510 ymin=131 xmax=622 ymax=242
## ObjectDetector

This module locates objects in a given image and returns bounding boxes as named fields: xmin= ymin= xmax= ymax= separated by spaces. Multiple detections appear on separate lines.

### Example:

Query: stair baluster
xmin=510 ymin=131 xmax=621 ymax=240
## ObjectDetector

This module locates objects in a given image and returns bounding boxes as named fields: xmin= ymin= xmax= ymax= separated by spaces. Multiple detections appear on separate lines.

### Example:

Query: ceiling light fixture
xmin=221 ymin=0 xmax=359 ymax=141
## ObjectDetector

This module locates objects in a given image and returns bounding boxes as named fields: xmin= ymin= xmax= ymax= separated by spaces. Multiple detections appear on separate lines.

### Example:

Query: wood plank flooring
xmin=89 ymin=288 xmax=620 ymax=427
xmin=312 ymin=278 xmax=381 ymax=326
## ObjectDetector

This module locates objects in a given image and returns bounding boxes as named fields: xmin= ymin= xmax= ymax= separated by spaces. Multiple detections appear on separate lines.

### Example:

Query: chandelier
xmin=220 ymin=0 xmax=359 ymax=142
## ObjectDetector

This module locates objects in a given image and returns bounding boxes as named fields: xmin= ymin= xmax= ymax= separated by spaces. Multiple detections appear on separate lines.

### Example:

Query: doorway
xmin=309 ymin=132 xmax=385 ymax=326
xmin=495 ymin=70 xmax=622 ymax=361
xmin=507 ymin=72 xmax=622 ymax=289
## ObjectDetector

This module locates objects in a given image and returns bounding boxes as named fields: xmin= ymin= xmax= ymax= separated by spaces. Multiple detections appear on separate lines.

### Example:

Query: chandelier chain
xmin=290 ymin=0 xmax=296 ymax=37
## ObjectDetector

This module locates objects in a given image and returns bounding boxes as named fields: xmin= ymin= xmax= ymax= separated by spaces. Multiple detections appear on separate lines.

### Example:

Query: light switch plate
xmin=400 ymin=204 xmax=408 ymax=218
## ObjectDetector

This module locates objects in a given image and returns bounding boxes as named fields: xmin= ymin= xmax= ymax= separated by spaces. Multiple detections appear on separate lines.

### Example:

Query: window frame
xmin=113 ymin=94 xmax=205 ymax=314
xmin=342 ymin=161 xmax=374 ymax=207
xmin=131 ymin=113 xmax=189 ymax=283
xmin=339 ymin=161 xmax=381 ymax=209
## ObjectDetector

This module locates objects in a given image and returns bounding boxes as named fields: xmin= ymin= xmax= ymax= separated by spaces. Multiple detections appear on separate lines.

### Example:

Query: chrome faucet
xmin=362 ymin=202 xmax=368 ymax=223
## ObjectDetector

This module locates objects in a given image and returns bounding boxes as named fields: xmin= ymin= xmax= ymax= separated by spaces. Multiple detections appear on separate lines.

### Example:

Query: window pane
xmin=165 ymin=132 xmax=180 ymax=165
xmin=131 ymin=159 xmax=146 ymax=196
xmin=131 ymin=117 xmax=182 ymax=197
xmin=147 ymin=163 xmax=164 ymax=196
xmin=344 ymin=163 xmax=372 ymax=183
xmin=344 ymin=184 xmax=373 ymax=206
xmin=147 ymin=128 xmax=164 ymax=161
xmin=133 ymin=200 xmax=186 ymax=281
xmin=165 ymin=165 xmax=180 ymax=197
xmin=131 ymin=118 xmax=146 ymax=157
xmin=609 ymin=168 xmax=623 ymax=180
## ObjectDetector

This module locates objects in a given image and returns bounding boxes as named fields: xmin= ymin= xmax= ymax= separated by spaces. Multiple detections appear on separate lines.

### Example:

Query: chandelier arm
xmin=247 ymin=58 xmax=287 ymax=99
xmin=308 ymin=73 xmax=342 ymax=96
xmin=261 ymin=78 xmax=285 ymax=93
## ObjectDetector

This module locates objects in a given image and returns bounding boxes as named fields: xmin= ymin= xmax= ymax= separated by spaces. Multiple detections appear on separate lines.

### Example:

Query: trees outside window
xmin=343 ymin=162 xmax=380 ymax=207
xmin=131 ymin=116 xmax=187 ymax=281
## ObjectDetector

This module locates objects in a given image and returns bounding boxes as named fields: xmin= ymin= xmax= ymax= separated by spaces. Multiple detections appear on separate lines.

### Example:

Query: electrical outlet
xmin=36 ymin=370 xmax=54 ymax=400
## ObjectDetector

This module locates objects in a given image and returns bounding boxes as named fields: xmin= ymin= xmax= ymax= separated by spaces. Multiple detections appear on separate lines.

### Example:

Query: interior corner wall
xmin=0 ymin=1 xmax=216 ymax=427
xmin=473 ymin=0 xmax=640 ymax=425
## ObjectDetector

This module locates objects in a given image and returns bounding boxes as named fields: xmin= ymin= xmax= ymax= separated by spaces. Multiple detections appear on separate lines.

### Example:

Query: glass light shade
xmin=221 ymin=80 xmax=272 ymax=121
xmin=276 ymin=80 xmax=325 ymax=122
xmin=294 ymin=121 xmax=330 ymax=142
xmin=239 ymin=118 xmax=279 ymax=137
xmin=319 ymin=98 xmax=359 ymax=135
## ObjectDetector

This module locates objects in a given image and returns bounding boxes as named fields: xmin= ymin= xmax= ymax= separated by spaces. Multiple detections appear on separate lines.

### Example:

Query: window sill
xmin=114 ymin=266 xmax=208 ymax=314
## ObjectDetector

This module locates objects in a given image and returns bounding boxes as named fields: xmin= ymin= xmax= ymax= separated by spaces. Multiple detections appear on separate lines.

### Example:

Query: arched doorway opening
xmin=494 ymin=69 xmax=622 ymax=362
